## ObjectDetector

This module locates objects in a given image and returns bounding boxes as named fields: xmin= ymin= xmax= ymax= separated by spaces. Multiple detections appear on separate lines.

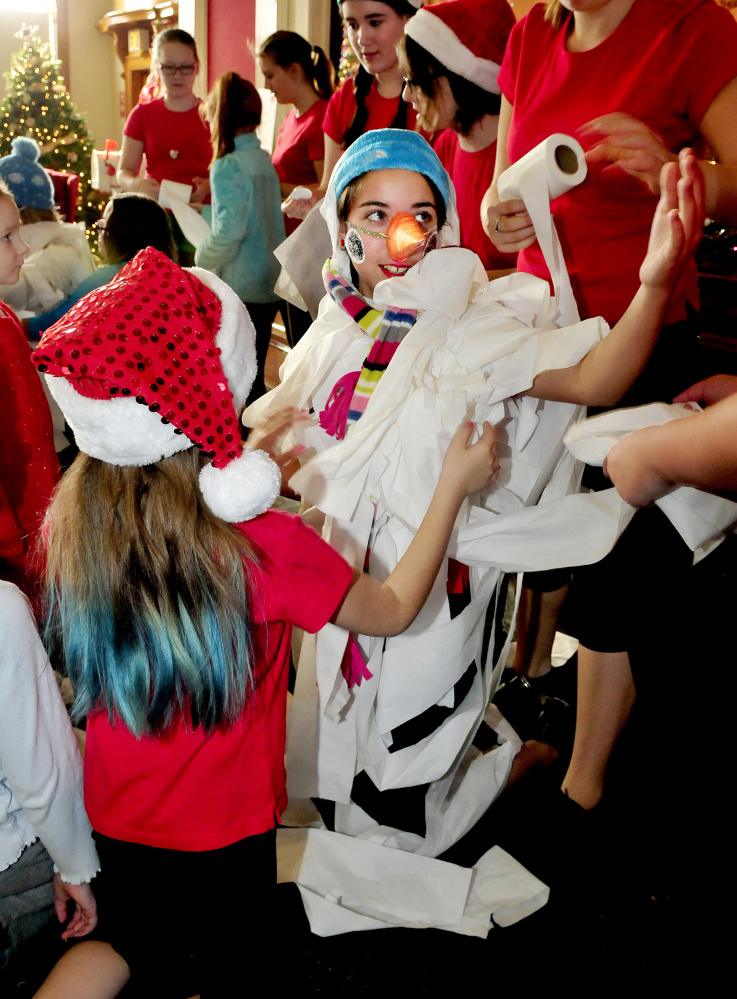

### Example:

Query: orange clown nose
xmin=386 ymin=213 xmax=428 ymax=261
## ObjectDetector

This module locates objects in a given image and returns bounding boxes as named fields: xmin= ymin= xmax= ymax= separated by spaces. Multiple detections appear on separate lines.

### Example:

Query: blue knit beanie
xmin=0 ymin=137 xmax=55 ymax=211
xmin=332 ymin=129 xmax=450 ymax=213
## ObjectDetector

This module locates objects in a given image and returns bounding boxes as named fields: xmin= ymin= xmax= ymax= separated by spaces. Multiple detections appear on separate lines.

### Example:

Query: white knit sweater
xmin=0 ymin=581 xmax=98 ymax=883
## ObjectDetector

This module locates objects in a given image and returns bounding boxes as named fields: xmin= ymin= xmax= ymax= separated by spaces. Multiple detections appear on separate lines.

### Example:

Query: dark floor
xmin=2 ymin=650 xmax=709 ymax=998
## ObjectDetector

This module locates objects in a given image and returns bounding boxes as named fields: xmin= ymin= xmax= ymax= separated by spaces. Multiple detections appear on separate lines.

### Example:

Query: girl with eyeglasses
xmin=117 ymin=28 xmax=211 ymax=261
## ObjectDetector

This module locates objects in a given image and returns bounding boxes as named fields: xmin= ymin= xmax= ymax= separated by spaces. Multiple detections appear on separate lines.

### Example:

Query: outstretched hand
xmin=53 ymin=873 xmax=98 ymax=940
xmin=639 ymin=149 xmax=705 ymax=291
xmin=583 ymin=113 xmax=677 ymax=195
xmin=245 ymin=405 xmax=310 ymax=467
xmin=441 ymin=421 xmax=500 ymax=497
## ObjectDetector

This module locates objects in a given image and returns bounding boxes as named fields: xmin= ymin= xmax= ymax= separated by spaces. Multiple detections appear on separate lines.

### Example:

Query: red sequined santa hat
xmin=404 ymin=0 xmax=515 ymax=94
xmin=31 ymin=247 xmax=280 ymax=522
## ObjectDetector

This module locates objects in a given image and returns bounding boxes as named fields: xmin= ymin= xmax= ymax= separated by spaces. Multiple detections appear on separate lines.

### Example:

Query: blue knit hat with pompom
xmin=0 ymin=136 xmax=55 ymax=210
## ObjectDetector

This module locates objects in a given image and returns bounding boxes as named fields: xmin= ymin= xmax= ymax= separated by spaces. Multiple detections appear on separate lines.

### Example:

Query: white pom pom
xmin=198 ymin=448 xmax=280 ymax=522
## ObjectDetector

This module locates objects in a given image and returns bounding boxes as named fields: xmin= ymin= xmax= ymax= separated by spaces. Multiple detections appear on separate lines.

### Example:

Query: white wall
xmin=67 ymin=0 xmax=124 ymax=150
xmin=0 ymin=12 xmax=52 ymax=100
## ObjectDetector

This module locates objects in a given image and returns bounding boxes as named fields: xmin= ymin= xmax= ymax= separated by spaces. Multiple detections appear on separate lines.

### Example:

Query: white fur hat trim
xmin=44 ymin=266 xmax=257 ymax=468
xmin=405 ymin=8 xmax=501 ymax=94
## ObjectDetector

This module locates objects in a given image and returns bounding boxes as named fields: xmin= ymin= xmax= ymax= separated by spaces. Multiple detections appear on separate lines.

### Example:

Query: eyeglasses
xmin=93 ymin=219 xmax=107 ymax=232
xmin=159 ymin=64 xmax=196 ymax=76
xmin=348 ymin=215 xmax=438 ymax=261
xmin=402 ymin=77 xmax=417 ymax=93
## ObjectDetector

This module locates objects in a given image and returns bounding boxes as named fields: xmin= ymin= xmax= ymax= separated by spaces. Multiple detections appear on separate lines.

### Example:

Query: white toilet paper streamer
xmin=158 ymin=179 xmax=211 ymax=249
xmin=496 ymin=133 xmax=587 ymax=328
xmin=564 ymin=402 xmax=737 ymax=558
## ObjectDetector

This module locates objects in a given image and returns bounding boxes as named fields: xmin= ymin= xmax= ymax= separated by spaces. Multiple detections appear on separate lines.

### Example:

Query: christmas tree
xmin=0 ymin=25 xmax=105 ymax=238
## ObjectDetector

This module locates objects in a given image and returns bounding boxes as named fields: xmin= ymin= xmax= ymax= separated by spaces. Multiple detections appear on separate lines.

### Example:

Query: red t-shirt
xmin=434 ymin=129 xmax=514 ymax=272
xmin=83 ymin=510 xmax=354 ymax=851
xmin=272 ymin=100 xmax=328 ymax=235
xmin=323 ymin=77 xmax=418 ymax=146
xmin=0 ymin=303 xmax=58 ymax=593
xmin=498 ymin=0 xmax=737 ymax=326
xmin=123 ymin=97 xmax=212 ymax=187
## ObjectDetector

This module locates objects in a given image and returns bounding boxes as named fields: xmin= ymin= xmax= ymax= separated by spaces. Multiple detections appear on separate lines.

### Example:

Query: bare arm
xmin=699 ymin=76 xmax=737 ymax=225
xmin=480 ymin=96 xmax=535 ymax=254
xmin=116 ymin=136 xmax=160 ymax=199
xmin=529 ymin=152 xmax=704 ymax=407
xmin=320 ymin=136 xmax=342 ymax=191
xmin=282 ymin=135 xmax=340 ymax=220
xmin=333 ymin=422 xmax=499 ymax=637
xmin=604 ymin=394 xmax=737 ymax=506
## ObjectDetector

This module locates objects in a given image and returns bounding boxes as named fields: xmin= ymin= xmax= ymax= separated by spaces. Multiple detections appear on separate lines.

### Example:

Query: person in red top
xmin=30 ymin=248 xmax=499 ymax=998
xmin=258 ymin=31 xmax=334 ymax=227
xmin=398 ymin=0 xmax=515 ymax=275
xmin=118 ymin=28 xmax=211 ymax=265
xmin=485 ymin=0 xmax=737 ymax=328
xmin=282 ymin=1 xmax=423 ymax=224
xmin=480 ymin=0 xmax=737 ymax=818
xmin=258 ymin=30 xmax=335 ymax=345
xmin=0 ymin=182 xmax=58 ymax=600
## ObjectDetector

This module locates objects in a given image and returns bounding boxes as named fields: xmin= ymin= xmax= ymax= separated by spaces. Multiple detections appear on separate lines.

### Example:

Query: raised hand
xmin=639 ymin=149 xmax=705 ymax=291
xmin=245 ymin=405 xmax=310 ymax=467
xmin=582 ymin=113 xmax=677 ymax=195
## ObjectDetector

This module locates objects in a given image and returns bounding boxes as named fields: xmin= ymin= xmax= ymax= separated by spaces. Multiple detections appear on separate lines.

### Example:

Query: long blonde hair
xmin=43 ymin=446 xmax=259 ymax=736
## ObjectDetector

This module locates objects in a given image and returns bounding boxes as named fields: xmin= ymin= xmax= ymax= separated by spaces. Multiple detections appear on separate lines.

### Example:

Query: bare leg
xmin=33 ymin=941 xmax=130 ymax=999
xmin=513 ymin=583 xmax=569 ymax=679
xmin=561 ymin=646 xmax=635 ymax=810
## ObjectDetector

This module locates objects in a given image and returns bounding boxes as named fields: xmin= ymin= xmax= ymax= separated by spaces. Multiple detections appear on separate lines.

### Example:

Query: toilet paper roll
xmin=496 ymin=134 xmax=587 ymax=328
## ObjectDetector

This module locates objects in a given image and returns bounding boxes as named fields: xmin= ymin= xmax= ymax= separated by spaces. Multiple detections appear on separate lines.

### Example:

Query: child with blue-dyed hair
xmin=29 ymin=246 xmax=498 ymax=997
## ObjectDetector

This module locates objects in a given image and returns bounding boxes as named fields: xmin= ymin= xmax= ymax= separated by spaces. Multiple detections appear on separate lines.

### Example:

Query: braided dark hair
xmin=342 ymin=66 xmax=410 ymax=149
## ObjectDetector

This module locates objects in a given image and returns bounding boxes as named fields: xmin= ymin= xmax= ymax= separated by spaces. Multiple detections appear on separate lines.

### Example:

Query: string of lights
xmin=0 ymin=24 xmax=105 ymax=242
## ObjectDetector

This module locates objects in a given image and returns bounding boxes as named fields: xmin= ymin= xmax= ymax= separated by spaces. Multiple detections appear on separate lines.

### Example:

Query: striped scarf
xmin=320 ymin=260 xmax=418 ymax=439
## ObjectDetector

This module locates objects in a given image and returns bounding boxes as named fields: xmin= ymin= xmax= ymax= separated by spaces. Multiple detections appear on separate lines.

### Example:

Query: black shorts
xmin=89 ymin=827 xmax=276 ymax=998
